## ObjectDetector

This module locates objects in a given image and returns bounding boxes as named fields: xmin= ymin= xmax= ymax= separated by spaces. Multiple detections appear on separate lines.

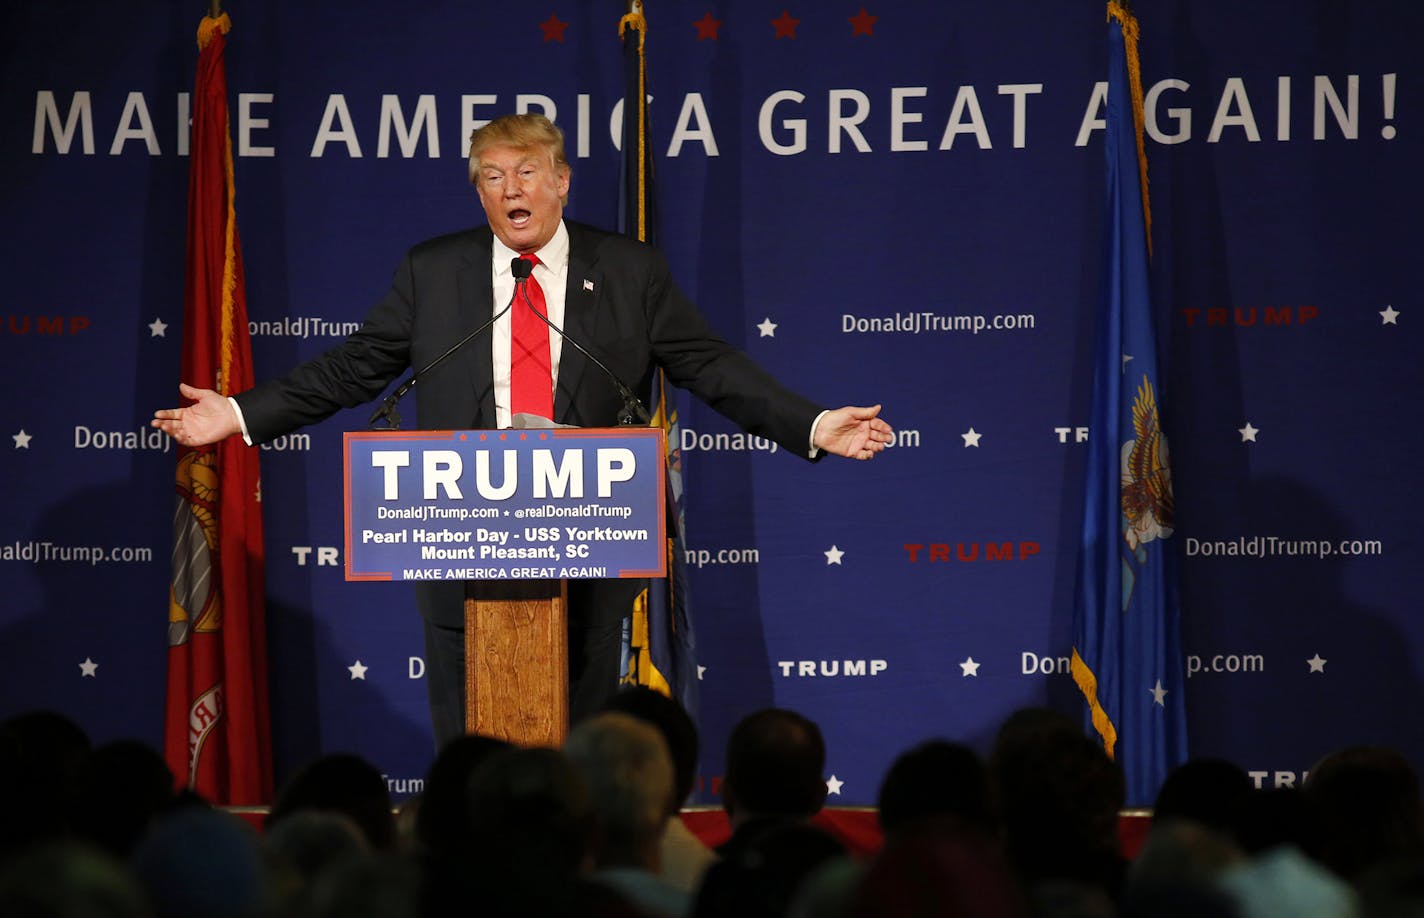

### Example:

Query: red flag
xmin=164 ymin=13 xmax=272 ymax=805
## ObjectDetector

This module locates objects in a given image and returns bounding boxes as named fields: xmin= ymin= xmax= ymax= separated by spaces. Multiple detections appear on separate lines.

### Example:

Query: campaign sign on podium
xmin=343 ymin=428 xmax=667 ymax=582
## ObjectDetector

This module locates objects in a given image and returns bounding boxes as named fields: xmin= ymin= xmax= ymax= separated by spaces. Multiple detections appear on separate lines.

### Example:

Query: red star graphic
xmin=771 ymin=9 xmax=800 ymax=39
xmin=539 ymin=12 xmax=569 ymax=43
xmin=849 ymin=7 xmax=877 ymax=37
xmin=694 ymin=11 xmax=723 ymax=41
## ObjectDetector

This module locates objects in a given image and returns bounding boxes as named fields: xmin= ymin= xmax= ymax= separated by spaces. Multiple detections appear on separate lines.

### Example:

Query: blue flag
xmin=616 ymin=3 xmax=699 ymax=717
xmin=1070 ymin=1 xmax=1188 ymax=806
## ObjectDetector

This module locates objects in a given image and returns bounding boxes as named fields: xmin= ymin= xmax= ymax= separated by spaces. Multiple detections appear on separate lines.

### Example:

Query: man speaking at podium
xmin=153 ymin=113 xmax=893 ymax=747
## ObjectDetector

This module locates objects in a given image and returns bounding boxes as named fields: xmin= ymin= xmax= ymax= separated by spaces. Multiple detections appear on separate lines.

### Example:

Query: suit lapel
xmin=457 ymin=229 xmax=498 ymax=428
xmin=555 ymin=224 xmax=601 ymax=424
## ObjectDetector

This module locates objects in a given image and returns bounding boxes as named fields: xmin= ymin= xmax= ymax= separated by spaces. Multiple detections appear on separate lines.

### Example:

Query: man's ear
xmin=811 ymin=778 xmax=828 ymax=812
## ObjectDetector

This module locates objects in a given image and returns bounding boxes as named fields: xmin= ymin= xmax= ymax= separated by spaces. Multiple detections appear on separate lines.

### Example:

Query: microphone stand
xmin=368 ymin=259 xmax=533 ymax=430
xmin=516 ymin=282 xmax=651 ymax=426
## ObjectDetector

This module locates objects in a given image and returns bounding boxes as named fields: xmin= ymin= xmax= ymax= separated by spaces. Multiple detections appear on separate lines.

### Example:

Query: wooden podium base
xmin=463 ymin=579 xmax=569 ymax=747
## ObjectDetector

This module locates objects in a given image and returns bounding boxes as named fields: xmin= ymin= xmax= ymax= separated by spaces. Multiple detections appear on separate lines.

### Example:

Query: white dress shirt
xmin=491 ymin=221 xmax=569 ymax=429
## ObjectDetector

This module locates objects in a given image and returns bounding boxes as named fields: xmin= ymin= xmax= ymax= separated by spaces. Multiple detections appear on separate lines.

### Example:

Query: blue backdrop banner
xmin=2 ymin=0 xmax=1420 ymax=806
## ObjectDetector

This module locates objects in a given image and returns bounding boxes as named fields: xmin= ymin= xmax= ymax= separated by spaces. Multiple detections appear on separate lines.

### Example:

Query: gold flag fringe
xmin=618 ymin=6 xmax=650 ymax=242
xmin=1107 ymin=1 xmax=1152 ymax=257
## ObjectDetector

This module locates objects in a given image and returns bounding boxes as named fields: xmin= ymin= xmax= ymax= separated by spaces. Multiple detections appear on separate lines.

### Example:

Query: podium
xmin=463 ymin=578 xmax=568 ymax=745
xmin=343 ymin=428 xmax=666 ymax=746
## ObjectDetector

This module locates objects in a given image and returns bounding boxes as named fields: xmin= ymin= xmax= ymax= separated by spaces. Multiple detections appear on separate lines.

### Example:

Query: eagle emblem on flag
xmin=1120 ymin=374 xmax=1174 ymax=555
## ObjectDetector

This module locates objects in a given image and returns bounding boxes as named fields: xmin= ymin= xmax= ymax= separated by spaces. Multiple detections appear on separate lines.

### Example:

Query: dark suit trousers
xmin=422 ymin=577 xmax=644 ymax=750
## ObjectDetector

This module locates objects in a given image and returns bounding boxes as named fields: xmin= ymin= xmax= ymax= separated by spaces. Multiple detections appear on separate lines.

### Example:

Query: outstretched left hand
xmin=814 ymin=404 xmax=894 ymax=460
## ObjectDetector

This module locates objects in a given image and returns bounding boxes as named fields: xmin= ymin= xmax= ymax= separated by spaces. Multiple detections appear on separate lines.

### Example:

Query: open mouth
xmin=508 ymin=209 xmax=531 ymax=228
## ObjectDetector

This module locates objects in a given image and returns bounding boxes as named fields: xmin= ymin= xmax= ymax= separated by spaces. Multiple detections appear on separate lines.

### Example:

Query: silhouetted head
xmin=268 ymin=753 xmax=395 ymax=850
xmin=0 ymin=710 xmax=91 ymax=855
xmin=1152 ymin=758 xmax=1254 ymax=841
xmin=466 ymin=746 xmax=594 ymax=879
xmin=1305 ymin=745 xmax=1424 ymax=881
xmin=723 ymin=708 xmax=827 ymax=823
xmin=133 ymin=806 xmax=268 ymax=918
xmin=413 ymin=734 xmax=512 ymax=854
xmin=603 ymin=686 xmax=699 ymax=812
xmin=71 ymin=739 xmax=178 ymax=858
xmin=877 ymin=739 xmax=996 ymax=837
xmin=991 ymin=709 xmax=1126 ymax=895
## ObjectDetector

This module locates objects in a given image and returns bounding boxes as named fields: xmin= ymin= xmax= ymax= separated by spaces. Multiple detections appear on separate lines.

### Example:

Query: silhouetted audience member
xmin=453 ymin=746 xmax=641 ymax=917
xmin=465 ymin=746 xmax=592 ymax=877
xmin=718 ymin=708 xmax=829 ymax=861
xmin=565 ymin=711 xmax=690 ymax=917
xmin=0 ymin=710 xmax=91 ymax=857
xmin=786 ymin=856 xmax=864 ymax=918
xmin=694 ymin=709 xmax=839 ymax=918
xmin=603 ymin=686 xmax=717 ymax=892
xmin=1120 ymin=820 xmax=1243 ymax=918
xmin=295 ymin=851 xmax=422 ymax=918
xmin=877 ymin=740 xmax=996 ymax=838
xmin=695 ymin=821 xmax=846 ymax=918
xmin=991 ymin=707 xmax=1128 ymax=900
xmin=1357 ymin=858 xmax=1424 ymax=918
xmin=1305 ymin=745 xmax=1424 ymax=884
xmin=1235 ymin=787 xmax=1324 ymax=859
xmin=266 ymin=753 xmax=395 ymax=851
xmin=131 ymin=806 xmax=269 ymax=918
xmin=1025 ymin=882 xmax=1117 ymax=918
xmin=70 ymin=740 xmax=179 ymax=859
xmin=0 ymin=841 xmax=152 ymax=918
xmin=1151 ymin=758 xmax=1254 ymax=843
xmin=27 ymin=697 xmax=1424 ymax=918
xmin=411 ymin=733 xmax=512 ymax=856
xmin=261 ymin=810 xmax=370 ymax=917
xmin=847 ymin=819 xmax=1026 ymax=918
xmin=1217 ymin=845 xmax=1358 ymax=918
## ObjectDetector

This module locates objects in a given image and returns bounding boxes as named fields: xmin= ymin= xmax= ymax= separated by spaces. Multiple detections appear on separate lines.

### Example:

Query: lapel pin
xmin=583 ymin=279 xmax=594 ymax=292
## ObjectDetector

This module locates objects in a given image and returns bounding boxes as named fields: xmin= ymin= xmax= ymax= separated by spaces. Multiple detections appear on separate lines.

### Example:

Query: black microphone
xmin=367 ymin=257 xmax=529 ymax=430
xmin=515 ymin=273 xmax=652 ymax=426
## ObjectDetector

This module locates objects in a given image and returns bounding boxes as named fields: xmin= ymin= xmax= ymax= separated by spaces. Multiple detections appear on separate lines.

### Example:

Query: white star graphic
xmin=960 ymin=657 xmax=980 ymax=677
xmin=1307 ymin=654 xmax=1326 ymax=673
xmin=1238 ymin=422 xmax=1259 ymax=442
xmin=825 ymin=775 xmax=844 ymax=796
xmin=1380 ymin=305 xmax=1400 ymax=325
xmin=348 ymin=660 xmax=368 ymax=680
xmin=79 ymin=657 xmax=98 ymax=677
xmin=824 ymin=545 xmax=844 ymax=565
xmin=961 ymin=427 xmax=982 ymax=447
xmin=1150 ymin=679 xmax=1168 ymax=706
xmin=148 ymin=317 xmax=168 ymax=337
xmin=13 ymin=430 xmax=32 ymax=449
xmin=697 ymin=665 xmax=706 ymax=680
xmin=756 ymin=317 xmax=778 ymax=338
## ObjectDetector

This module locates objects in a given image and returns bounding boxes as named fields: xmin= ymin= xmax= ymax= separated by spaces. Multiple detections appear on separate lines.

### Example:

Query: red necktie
xmin=511 ymin=253 xmax=554 ymax=421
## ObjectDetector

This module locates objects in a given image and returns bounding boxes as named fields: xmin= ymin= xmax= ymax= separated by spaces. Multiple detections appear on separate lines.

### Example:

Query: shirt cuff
xmin=228 ymin=396 xmax=254 ymax=446
xmin=808 ymin=409 xmax=830 ymax=459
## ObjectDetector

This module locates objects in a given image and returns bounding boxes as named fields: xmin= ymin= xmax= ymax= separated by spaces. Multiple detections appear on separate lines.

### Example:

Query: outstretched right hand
xmin=151 ymin=383 xmax=241 ymax=447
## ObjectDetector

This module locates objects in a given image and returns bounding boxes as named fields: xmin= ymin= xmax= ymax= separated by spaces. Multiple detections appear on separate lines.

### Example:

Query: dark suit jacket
xmin=235 ymin=220 xmax=823 ymax=626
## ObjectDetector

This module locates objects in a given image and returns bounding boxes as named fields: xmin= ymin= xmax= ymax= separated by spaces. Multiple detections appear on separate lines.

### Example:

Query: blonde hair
xmin=468 ymin=113 xmax=570 ymax=197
